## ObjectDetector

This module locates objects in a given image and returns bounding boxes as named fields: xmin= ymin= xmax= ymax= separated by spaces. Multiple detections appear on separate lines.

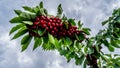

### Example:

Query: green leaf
xmin=10 ymin=17 xmax=22 ymax=23
xmin=48 ymin=33 xmax=55 ymax=45
xmin=65 ymin=37 xmax=72 ymax=46
xmin=108 ymin=44 xmax=115 ymax=52
xmin=82 ymin=28 xmax=91 ymax=35
xmin=102 ymin=20 xmax=108 ymax=26
xmin=42 ymin=41 xmax=55 ymax=50
xmin=103 ymin=40 xmax=109 ymax=47
xmin=37 ymin=8 xmax=45 ymax=16
xmin=21 ymin=36 xmax=32 ymax=52
xmin=43 ymin=36 xmax=48 ymax=43
xmin=9 ymin=24 xmax=25 ymax=35
xmin=20 ymin=12 xmax=36 ymax=20
xmin=14 ymin=10 xmax=22 ymax=15
xmin=33 ymin=7 xmax=39 ymax=13
xmin=39 ymin=1 xmax=43 ymax=8
xmin=12 ymin=26 xmax=28 ymax=40
xmin=83 ymin=58 xmax=87 ymax=68
xmin=21 ymin=34 xmax=31 ymax=45
xmin=33 ymin=37 xmax=42 ymax=50
xmin=62 ymin=14 xmax=67 ymax=21
xmin=44 ymin=9 xmax=48 ymax=15
xmin=79 ymin=55 xmax=85 ymax=65
xmin=88 ymin=47 xmax=94 ymax=54
xmin=75 ymin=33 xmax=85 ymax=41
xmin=116 ymin=16 xmax=120 ymax=23
xmin=57 ymin=4 xmax=63 ymax=18
xmin=22 ymin=6 xmax=34 ymax=13
xmin=78 ymin=20 xmax=82 ymax=29
xmin=54 ymin=38 xmax=60 ymax=49
xmin=38 ymin=29 xmax=46 ymax=36
xmin=111 ymin=39 xmax=120 ymax=48
xmin=22 ymin=21 xmax=33 ymax=25
xmin=68 ymin=19 xmax=76 ymax=26
xmin=115 ymin=40 xmax=120 ymax=44
xmin=83 ymin=45 xmax=88 ymax=54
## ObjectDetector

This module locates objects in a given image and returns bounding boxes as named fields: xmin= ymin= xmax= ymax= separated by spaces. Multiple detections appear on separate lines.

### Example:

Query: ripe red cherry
xmin=50 ymin=26 xmax=53 ymax=29
xmin=52 ymin=23 xmax=55 ymax=27
xmin=59 ymin=23 xmax=63 ymax=27
xmin=56 ymin=23 xmax=59 ymax=27
xmin=42 ymin=24 xmax=46 ymax=28
xmin=36 ymin=17 xmax=39 ymax=21
xmin=41 ymin=16 xmax=45 ymax=20
xmin=34 ymin=22 xmax=39 ymax=25
xmin=40 ymin=20 xmax=44 ymax=23
xmin=47 ymin=22 xmax=51 ymax=26
xmin=53 ymin=27 xmax=57 ymax=31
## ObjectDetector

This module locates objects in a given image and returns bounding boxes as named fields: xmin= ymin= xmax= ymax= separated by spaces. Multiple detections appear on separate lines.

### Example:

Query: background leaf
xmin=21 ymin=34 xmax=31 ymax=45
xmin=21 ymin=36 xmax=32 ymax=52
xmin=68 ymin=19 xmax=76 ymax=26
xmin=33 ymin=37 xmax=42 ymax=50
xmin=12 ymin=27 xmax=28 ymax=40
xmin=14 ymin=10 xmax=22 ymax=15
xmin=22 ymin=21 xmax=33 ymax=25
xmin=9 ymin=24 xmax=25 ymax=35
xmin=22 ymin=6 xmax=35 ymax=13
xmin=39 ymin=2 xmax=43 ymax=8
xmin=10 ymin=17 xmax=22 ymax=23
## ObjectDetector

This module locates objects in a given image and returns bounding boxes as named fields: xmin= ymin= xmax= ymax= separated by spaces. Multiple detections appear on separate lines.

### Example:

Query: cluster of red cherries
xmin=27 ymin=15 xmax=83 ymax=40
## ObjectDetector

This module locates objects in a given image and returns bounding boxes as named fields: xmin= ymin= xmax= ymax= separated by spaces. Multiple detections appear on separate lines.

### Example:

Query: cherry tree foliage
xmin=9 ymin=2 xmax=120 ymax=68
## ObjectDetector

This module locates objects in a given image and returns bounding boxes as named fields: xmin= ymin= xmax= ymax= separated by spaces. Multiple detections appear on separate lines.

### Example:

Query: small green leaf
xmin=82 ymin=28 xmax=91 ymax=35
xmin=108 ymin=44 xmax=115 ymax=52
xmin=79 ymin=55 xmax=85 ymax=65
xmin=9 ymin=24 xmax=25 ymax=35
xmin=103 ymin=40 xmax=109 ymax=47
xmin=111 ymin=39 xmax=120 ymax=48
xmin=22 ymin=6 xmax=34 ymax=13
xmin=54 ymin=38 xmax=60 ymax=49
xmin=116 ymin=40 xmax=120 ymax=44
xmin=42 ymin=41 xmax=55 ymax=50
xmin=44 ymin=9 xmax=48 ymax=15
xmin=20 ymin=12 xmax=36 ymax=20
xmin=21 ymin=34 xmax=31 ymax=45
xmin=68 ymin=19 xmax=76 ymax=26
xmin=38 ymin=29 xmax=46 ymax=36
xmin=116 ymin=16 xmax=120 ymax=23
xmin=10 ymin=17 xmax=22 ymax=23
xmin=21 ymin=36 xmax=32 ymax=52
xmin=88 ymin=47 xmax=94 ymax=54
xmin=65 ymin=37 xmax=72 ymax=46
xmin=22 ymin=21 xmax=33 ymax=25
xmin=33 ymin=7 xmax=39 ymax=13
xmin=78 ymin=20 xmax=82 ymax=29
xmin=14 ymin=10 xmax=22 ymax=15
xmin=83 ymin=45 xmax=88 ymax=54
xmin=48 ymin=33 xmax=55 ymax=45
xmin=62 ymin=14 xmax=67 ymax=21
xmin=12 ymin=27 xmax=28 ymax=40
xmin=102 ymin=20 xmax=108 ymax=26
xmin=57 ymin=4 xmax=63 ymax=18
xmin=64 ymin=22 xmax=69 ymax=29
xmin=75 ymin=33 xmax=85 ymax=41
xmin=33 ymin=37 xmax=42 ymax=50
xmin=39 ymin=1 xmax=43 ymax=8
xmin=83 ymin=58 xmax=87 ymax=68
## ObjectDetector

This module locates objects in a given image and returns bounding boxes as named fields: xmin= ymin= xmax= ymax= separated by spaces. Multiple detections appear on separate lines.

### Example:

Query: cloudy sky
xmin=0 ymin=0 xmax=120 ymax=68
